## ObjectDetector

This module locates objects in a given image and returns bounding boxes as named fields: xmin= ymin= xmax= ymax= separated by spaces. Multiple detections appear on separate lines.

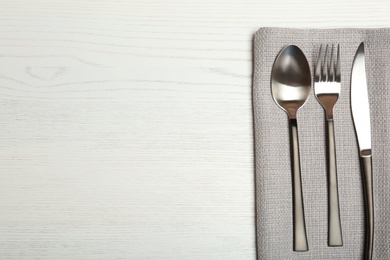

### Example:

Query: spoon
xmin=271 ymin=45 xmax=311 ymax=252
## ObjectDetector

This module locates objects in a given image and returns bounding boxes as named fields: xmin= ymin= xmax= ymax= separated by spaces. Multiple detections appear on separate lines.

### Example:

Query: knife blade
xmin=351 ymin=42 xmax=374 ymax=260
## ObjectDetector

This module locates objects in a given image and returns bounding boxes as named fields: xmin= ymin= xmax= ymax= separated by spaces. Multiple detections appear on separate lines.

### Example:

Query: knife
xmin=351 ymin=42 xmax=374 ymax=260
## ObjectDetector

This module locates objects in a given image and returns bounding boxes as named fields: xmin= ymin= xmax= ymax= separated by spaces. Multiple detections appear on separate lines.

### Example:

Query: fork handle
xmin=361 ymin=156 xmax=374 ymax=260
xmin=326 ymin=119 xmax=343 ymax=246
xmin=289 ymin=118 xmax=308 ymax=252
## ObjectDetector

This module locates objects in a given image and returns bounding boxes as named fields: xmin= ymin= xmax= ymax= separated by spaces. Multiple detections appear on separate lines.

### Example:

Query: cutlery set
xmin=271 ymin=42 xmax=373 ymax=260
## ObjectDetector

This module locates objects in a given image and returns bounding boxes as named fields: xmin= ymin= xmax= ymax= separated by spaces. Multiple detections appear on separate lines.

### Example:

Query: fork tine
xmin=315 ymin=45 xmax=323 ymax=81
xmin=322 ymin=44 xmax=329 ymax=81
xmin=335 ymin=44 xmax=341 ymax=82
xmin=329 ymin=44 xmax=335 ymax=81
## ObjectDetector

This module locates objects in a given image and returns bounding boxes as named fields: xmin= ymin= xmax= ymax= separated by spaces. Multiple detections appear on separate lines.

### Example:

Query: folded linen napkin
xmin=253 ymin=28 xmax=390 ymax=259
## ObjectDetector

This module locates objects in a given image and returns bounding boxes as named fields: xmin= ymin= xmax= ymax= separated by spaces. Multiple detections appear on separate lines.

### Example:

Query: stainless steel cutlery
xmin=351 ymin=42 xmax=374 ymax=260
xmin=314 ymin=44 xmax=343 ymax=247
xmin=271 ymin=45 xmax=311 ymax=252
xmin=271 ymin=43 xmax=374 ymax=257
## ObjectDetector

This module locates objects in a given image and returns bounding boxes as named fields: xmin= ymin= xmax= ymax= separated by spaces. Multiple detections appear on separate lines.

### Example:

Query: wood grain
xmin=0 ymin=0 xmax=389 ymax=259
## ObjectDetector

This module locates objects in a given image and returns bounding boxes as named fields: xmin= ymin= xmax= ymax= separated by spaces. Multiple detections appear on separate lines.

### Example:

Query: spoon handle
xmin=289 ymin=118 xmax=309 ymax=252
xmin=326 ymin=119 xmax=343 ymax=246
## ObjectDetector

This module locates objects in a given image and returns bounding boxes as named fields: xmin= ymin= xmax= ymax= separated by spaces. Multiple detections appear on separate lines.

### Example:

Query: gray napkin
xmin=253 ymin=28 xmax=390 ymax=259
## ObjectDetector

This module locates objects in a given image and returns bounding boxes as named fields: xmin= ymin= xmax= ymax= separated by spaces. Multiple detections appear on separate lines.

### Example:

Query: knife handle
xmin=289 ymin=118 xmax=309 ymax=252
xmin=361 ymin=156 xmax=374 ymax=260
xmin=326 ymin=119 xmax=343 ymax=246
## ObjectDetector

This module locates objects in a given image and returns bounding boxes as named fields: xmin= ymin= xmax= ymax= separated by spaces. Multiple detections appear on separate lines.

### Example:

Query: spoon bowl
xmin=271 ymin=45 xmax=311 ymax=252
xmin=271 ymin=45 xmax=311 ymax=118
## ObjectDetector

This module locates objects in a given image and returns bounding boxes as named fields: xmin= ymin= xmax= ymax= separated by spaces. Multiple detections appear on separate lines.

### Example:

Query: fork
xmin=314 ymin=44 xmax=343 ymax=247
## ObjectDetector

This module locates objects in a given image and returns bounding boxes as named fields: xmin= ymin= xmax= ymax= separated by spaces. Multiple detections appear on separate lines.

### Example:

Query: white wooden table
xmin=0 ymin=0 xmax=389 ymax=259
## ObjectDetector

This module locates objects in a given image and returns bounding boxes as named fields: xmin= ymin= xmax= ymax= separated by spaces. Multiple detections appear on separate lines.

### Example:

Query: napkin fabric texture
xmin=253 ymin=28 xmax=390 ymax=259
